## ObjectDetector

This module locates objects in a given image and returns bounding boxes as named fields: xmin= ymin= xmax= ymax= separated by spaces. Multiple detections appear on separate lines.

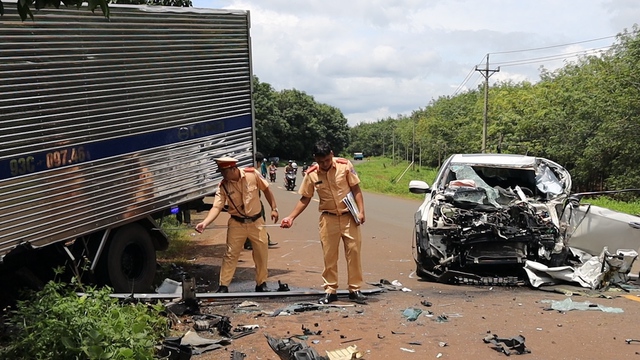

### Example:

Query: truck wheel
xmin=106 ymin=224 xmax=156 ymax=293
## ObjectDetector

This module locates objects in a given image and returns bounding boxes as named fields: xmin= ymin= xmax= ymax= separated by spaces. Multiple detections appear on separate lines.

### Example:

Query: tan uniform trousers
xmin=319 ymin=212 xmax=363 ymax=293
xmin=219 ymin=217 xmax=269 ymax=286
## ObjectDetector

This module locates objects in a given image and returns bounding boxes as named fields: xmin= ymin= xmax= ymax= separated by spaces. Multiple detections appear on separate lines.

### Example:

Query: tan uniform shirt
xmin=213 ymin=168 xmax=269 ymax=217
xmin=299 ymin=158 xmax=360 ymax=213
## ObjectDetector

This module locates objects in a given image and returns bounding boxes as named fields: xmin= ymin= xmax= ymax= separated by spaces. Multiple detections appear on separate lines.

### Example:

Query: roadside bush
xmin=158 ymin=215 xmax=191 ymax=259
xmin=0 ymin=278 xmax=168 ymax=360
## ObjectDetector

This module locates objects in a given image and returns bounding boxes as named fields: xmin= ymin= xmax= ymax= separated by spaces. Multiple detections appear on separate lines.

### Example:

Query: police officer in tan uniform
xmin=280 ymin=141 xmax=367 ymax=304
xmin=195 ymin=156 xmax=279 ymax=293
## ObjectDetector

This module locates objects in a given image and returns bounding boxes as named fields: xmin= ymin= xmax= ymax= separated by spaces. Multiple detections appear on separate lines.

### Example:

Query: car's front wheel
xmin=414 ymin=229 xmax=442 ymax=281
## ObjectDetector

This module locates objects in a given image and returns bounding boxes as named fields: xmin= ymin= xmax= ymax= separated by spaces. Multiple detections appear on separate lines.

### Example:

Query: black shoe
xmin=318 ymin=293 xmax=338 ymax=304
xmin=255 ymin=282 xmax=269 ymax=292
xmin=244 ymin=240 xmax=252 ymax=250
xmin=268 ymin=240 xmax=278 ymax=247
xmin=348 ymin=290 xmax=367 ymax=304
xmin=215 ymin=285 xmax=229 ymax=293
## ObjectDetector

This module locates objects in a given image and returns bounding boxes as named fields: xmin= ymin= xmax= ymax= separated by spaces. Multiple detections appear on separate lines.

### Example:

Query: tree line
xmin=253 ymin=77 xmax=350 ymax=164
xmin=346 ymin=26 xmax=640 ymax=195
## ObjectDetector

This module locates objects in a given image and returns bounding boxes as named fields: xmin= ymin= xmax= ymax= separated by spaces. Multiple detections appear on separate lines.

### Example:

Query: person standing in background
xmin=260 ymin=158 xmax=268 ymax=178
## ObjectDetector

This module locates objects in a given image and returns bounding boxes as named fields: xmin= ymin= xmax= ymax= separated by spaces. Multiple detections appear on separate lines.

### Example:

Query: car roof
xmin=448 ymin=153 xmax=539 ymax=168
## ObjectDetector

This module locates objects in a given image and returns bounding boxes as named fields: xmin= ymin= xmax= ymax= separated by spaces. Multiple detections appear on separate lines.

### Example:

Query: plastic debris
xmin=180 ymin=330 xmax=230 ymax=355
xmin=541 ymin=298 xmax=624 ymax=313
xmin=400 ymin=348 xmax=415 ymax=353
xmin=402 ymin=308 xmax=423 ymax=321
xmin=265 ymin=334 xmax=363 ymax=360
xmin=237 ymin=301 xmax=260 ymax=308
xmin=434 ymin=314 xmax=449 ymax=323
xmin=231 ymin=350 xmax=247 ymax=359
xmin=369 ymin=279 xmax=404 ymax=291
xmin=302 ymin=324 xmax=323 ymax=336
xmin=157 ymin=278 xmax=182 ymax=294
xmin=326 ymin=345 xmax=363 ymax=359
xmin=483 ymin=334 xmax=531 ymax=355
xmin=191 ymin=314 xmax=232 ymax=337
xmin=265 ymin=333 xmax=328 ymax=360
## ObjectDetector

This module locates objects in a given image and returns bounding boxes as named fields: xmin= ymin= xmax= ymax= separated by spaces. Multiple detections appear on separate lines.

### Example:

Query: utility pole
xmin=475 ymin=54 xmax=499 ymax=153
xmin=392 ymin=130 xmax=395 ymax=164
xmin=412 ymin=117 xmax=415 ymax=170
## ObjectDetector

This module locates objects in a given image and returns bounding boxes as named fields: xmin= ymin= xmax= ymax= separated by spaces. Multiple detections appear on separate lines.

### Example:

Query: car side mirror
xmin=409 ymin=180 xmax=430 ymax=194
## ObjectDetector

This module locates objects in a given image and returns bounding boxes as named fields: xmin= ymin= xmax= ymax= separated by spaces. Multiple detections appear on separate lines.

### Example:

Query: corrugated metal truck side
xmin=0 ymin=5 xmax=255 ymax=292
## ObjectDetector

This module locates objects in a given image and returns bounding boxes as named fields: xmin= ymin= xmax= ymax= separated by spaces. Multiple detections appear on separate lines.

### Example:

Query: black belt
xmin=321 ymin=211 xmax=350 ymax=216
xmin=231 ymin=213 xmax=262 ymax=223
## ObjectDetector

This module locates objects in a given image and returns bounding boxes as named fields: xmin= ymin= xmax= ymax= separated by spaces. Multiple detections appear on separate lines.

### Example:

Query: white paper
xmin=341 ymin=192 xmax=361 ymax=224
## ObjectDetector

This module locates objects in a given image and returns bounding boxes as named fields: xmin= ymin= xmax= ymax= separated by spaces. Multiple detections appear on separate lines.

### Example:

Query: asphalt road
xmin=183 ymin=175 xmax=640 ymax=360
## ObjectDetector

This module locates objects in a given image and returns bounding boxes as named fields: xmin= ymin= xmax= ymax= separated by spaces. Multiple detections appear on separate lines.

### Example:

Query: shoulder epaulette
xmin=335 ymin=158 xmax=348 ymax=164
xmin=244 ymin=167 xmax=255 ymax=172
xmin=305 ymin=164 xmax=319 ymax=174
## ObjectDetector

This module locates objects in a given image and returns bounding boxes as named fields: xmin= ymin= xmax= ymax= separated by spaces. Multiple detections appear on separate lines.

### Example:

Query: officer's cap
xmin=215 ymin=156 xmax=238 ymax=171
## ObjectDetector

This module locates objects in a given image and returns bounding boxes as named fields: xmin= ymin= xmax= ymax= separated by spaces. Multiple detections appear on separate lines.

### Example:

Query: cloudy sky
xmin=193 ymin=0 xmax=640 ymax=126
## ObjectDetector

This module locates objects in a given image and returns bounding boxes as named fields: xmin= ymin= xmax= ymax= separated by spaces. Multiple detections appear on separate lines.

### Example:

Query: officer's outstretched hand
xmin=280 ymin=217 xmax=294 ymax=228
xmin=195 ymin=222 xmax=206 ymax=234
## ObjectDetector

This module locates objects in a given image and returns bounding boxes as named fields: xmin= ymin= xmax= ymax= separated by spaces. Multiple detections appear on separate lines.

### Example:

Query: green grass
xmin=354 ymin=157 xmax=438 ymax=199
xmin=583 ymin=196 xmax=640 ymax=216
xmin=354 ymin=156 xmax=640 ymax=215
xmin=157 ymin=216 xmax=192 ymax=260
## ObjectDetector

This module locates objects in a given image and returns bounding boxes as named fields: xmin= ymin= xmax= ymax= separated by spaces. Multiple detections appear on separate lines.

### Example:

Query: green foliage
xmin=582 ymin=196 xmax=640 ymax=216
xmin=0 ymin=280 xmax=168 ymax=360
xmin=157 ymin=216 xmax=191 ymax=259
xmin=348 ymin=26 xmax=640 ymax=198
xmin=253 ymin=76 xmax=350 ymax=162
xmin=354 ymin=156 xmax=438 ymax=198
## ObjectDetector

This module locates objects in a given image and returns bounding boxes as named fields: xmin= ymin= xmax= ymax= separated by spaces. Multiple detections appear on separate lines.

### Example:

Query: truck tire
xmin=106 ymin=223 xmax=156 ymax=293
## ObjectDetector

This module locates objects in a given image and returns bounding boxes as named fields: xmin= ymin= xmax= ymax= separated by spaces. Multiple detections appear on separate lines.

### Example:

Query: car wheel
xmin=414 ymin=230 xmax=441 ymax=281
xmin=415 ymin=253 xmax=441 ymax=281
xmin=104 ymin=223 xmax=156 ymax=293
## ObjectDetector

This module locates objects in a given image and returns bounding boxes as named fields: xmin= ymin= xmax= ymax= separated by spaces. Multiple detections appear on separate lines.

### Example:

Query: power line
xmin=490 ymin=45 xmax=612 ymax=67
xmin=452 ymin=55 xmax=487 ymax=96
xmin=452 ymin=36 xmax=618 ymax=96
xmin=489 ymin=35 xmax=617 ymax=55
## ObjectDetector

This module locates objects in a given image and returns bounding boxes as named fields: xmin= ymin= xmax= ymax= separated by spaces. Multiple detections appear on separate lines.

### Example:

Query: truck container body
xmin=0 ymin=4 xmax=255 ymax=292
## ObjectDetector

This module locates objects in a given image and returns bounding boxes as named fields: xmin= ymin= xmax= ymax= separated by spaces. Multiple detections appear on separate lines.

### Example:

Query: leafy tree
xmin=253 ymin=76 xmax=284 ymax=159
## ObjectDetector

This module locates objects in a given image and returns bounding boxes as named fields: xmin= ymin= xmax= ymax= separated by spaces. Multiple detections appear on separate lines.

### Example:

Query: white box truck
xmin=0 ymin=4 xmax=256 ymax=292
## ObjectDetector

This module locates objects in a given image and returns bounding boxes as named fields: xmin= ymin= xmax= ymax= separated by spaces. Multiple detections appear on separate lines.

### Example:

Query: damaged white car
xmin=410 ymin=153 xmax=573 ymax=283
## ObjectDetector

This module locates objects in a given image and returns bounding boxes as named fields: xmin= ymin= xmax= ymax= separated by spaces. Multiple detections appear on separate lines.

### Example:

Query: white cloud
xmin=194 ymin=0 xmax=640 ymax=125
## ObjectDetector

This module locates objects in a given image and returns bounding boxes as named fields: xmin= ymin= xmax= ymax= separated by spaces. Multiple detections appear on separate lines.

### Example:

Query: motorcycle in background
xmin=284 ymin=171 xmax=296 ymax=191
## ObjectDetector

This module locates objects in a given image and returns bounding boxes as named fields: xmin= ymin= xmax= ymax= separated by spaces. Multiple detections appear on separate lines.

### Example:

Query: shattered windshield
xmin=450 ymin=165 xmax=500 ymax=207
